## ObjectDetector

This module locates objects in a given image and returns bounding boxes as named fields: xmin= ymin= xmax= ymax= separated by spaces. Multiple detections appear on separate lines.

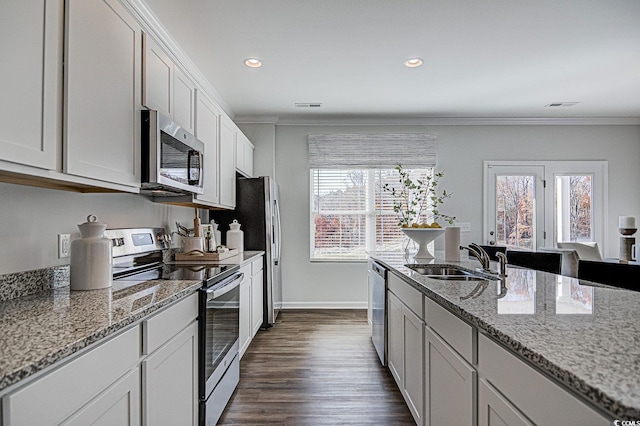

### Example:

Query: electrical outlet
xmin=58 ymin=234 xmax=70 ymax=258
xmin=458 ymin=222 xmax=472 ymax=233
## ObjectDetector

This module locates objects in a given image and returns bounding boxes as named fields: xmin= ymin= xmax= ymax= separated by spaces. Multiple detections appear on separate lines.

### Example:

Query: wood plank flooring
xmin=218 ymin=309 xmax=415 ymax=425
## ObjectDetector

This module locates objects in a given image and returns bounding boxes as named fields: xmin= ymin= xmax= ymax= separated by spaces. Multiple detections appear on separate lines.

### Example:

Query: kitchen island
xmin=370 ymin=251 xmax=640 ymax=423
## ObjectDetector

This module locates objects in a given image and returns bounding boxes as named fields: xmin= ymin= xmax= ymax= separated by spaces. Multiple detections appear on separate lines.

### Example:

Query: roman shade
xmin=308 ymin=133 xmax=437 ymax=169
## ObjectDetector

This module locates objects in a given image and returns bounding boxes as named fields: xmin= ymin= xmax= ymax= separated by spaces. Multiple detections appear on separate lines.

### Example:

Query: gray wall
xmin=270 ymin=124 xmax=640 ymax=308
xmin=0 ymin=183 xmax=194 ymax=274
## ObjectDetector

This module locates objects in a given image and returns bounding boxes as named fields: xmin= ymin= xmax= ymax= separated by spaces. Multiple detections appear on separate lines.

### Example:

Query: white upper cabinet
xmin=0 ymin=0 xmax=62 ymax=170
xmin=143 ymin=33 xmax=195 ymax=134
xmin=142 ymin=32 xmax=172 ymax=118
xmin=195 ymin=90 xmax=221 ymax=206
xmin=173 ymin=67 xmax=196 ymax=134
xmin=219 ymin=116 xmax=236 ymax=209
xmin=235 ymin=132 xmax=254 ymax=178
xmin=64 ymin=0 xmax=141 ymax=188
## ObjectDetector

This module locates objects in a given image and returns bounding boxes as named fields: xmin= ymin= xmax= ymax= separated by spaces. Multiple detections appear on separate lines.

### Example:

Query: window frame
xmin=309 ymin=168 xmax=433 ymax=262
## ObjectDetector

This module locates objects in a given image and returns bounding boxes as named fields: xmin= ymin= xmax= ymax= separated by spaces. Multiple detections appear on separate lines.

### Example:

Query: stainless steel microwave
xmin=141 ymin=110 xmax=204 ymax=195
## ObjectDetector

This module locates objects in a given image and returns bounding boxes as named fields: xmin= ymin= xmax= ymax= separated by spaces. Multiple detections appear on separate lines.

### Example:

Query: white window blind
xmin=311 ymin=168 xmax=432 ymax=260
xmin=308 ymin=133 xmax=437 ymax=169
xmin=309 ymin=133 xmax=437 ymax=260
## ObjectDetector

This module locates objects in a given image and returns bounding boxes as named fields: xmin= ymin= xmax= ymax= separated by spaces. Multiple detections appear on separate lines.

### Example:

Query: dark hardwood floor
xmin=218 ymin=309 xmax=415 ymax=425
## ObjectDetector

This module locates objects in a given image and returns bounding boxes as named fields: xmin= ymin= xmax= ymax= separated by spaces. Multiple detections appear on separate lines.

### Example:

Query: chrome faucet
xmin=460 ymin=243 xmax=492 ymax=271
xmin=470 ymin=243 xmax=491 ymax=270
xmin=496 ymin=252 xmax=508 ymax=278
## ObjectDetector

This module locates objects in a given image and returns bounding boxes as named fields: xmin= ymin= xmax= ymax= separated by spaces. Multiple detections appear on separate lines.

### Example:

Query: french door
xmin=484 ymin=163 xmax=545 ymax=250
xmin=484 ymin=161 xmax=607 ymax=252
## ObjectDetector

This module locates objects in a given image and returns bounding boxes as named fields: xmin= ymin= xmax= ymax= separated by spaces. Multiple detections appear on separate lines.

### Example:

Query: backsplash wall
xmin=0 ymin=182 xmax=194 ymax=275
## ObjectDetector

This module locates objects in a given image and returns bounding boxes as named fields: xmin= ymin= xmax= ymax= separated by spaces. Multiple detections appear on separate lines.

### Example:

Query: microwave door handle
xmin=187 ymin=149 xmax=203 ymax=185
xmin=196 ymin=150 xmax=203 ymax=186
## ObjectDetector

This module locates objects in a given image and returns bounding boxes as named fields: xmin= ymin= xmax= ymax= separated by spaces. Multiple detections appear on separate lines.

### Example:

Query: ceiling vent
xmin=545 ymin=102 xmax=579 ymax=107
xmin=295 ymin=102 xmax=323 ymax=108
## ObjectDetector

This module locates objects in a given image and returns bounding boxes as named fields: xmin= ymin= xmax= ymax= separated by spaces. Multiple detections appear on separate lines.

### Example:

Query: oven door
xmin=200 ymin=271 xmax=242 ymax=400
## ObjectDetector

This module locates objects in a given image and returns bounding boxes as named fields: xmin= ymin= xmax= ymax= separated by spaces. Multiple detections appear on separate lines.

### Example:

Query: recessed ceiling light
xmin=403 ymin=57 xmax=423 ymax=68
xmin=244 ymin=58 xmax=263 ymax=68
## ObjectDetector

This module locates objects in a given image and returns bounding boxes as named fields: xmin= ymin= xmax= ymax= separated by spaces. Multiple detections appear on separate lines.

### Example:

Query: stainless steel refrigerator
xmin=212 ymin=176 xmax=282 ymax=327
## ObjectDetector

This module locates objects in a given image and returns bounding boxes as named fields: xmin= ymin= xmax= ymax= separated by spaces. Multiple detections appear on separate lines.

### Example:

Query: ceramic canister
xmin=70 ymin=215 xmax=113 ymax=291
xmin=226 ymin=219 xmax=244 ymax=252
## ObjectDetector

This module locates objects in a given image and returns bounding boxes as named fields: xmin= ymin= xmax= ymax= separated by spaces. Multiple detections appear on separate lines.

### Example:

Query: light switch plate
xmin=458 ymin=222 xmax=472 ymax=233
xmin=58 ymin=234 xmax=70 ymax=258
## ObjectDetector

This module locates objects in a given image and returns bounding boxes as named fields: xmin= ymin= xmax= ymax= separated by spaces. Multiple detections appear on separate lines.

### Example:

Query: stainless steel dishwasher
xmin=369 ymin=259 xmax=388 ymax=365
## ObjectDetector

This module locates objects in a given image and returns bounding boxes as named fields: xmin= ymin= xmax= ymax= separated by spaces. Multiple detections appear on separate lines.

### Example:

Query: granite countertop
xmin=369 ymin=251 xmax=640 ymax=420
xmin=0 ymin=251 xmax=264 ymax=394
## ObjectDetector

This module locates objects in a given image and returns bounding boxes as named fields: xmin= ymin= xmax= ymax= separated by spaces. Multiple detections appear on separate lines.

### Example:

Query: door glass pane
xmin=555 ymin=175 xmax=593 ymax=243
xmin=495 ymin=175 xmax=535 ymax=249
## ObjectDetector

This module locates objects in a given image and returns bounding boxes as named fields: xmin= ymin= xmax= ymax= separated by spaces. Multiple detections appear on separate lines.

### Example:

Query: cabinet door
xmin=0 ymin=0 xmax=61 ymax=170
xmin=194 ymin=91 xmax=220 ymax=205
xmin=62 ymin=367 xmax=141 ymax=426
xmin=239 ymin=267 xmax=252 ymax=358
xmin=142 ymin=32 xmax=172 ymax=117
xmin=219 ymin=117 xmax=236 ymax=208
xmin=65 ymin=0 xmax=141 ymax=187
xmin=173 ymin=67 xmax=195 ymax=134
xmin=251 ymin=268 xmax=264 ymax=336
xmin=402 ymin=305 xmax=424 ymax=425
xmin=387 ymin=291 xmax=403 ymax=386
xmin=478 ymin=379 xmax=533 ymax=426
xmin=143 ymin=321 xmax=198 ymax=426
xmin=425 ymin=327 xmax=476 ymax=426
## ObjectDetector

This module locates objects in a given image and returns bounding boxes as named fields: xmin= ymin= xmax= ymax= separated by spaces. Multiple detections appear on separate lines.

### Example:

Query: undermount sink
xmin=405 ymin=264 xmax=497 ymax=281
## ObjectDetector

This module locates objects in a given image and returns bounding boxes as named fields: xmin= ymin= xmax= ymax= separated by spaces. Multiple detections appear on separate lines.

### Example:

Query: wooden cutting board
xmin=174 ymin=249 xmax=239 ymax=261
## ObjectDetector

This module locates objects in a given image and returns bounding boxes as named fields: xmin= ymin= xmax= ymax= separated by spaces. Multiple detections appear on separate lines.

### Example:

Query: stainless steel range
xmin=105 ymin=228 xmax=241 ymax=425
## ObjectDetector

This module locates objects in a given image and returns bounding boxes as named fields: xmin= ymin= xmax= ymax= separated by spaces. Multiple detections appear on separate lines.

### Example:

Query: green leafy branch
xmin=383 ymin=165 xmax=456 ymax=227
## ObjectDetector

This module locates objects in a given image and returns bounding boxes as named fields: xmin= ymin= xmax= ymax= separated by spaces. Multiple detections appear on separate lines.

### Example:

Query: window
xmin=310 ymin=168 xmax=432 ymax=260
xmin=308 ymin=133 xmax=437 ymax=261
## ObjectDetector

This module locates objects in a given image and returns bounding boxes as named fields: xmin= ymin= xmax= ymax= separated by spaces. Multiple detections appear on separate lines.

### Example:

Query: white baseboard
xmin=280 ymin=301 xmax=367 ymax=310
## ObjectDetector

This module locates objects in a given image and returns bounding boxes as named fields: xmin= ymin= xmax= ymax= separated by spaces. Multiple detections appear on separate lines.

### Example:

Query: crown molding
xmin=124 ymin=0 xmax=234 ymax=118
xmin=233 ymin=116 xmax=280 ymax=124
xmin=238 ymin=116 xmax=640 ymax=126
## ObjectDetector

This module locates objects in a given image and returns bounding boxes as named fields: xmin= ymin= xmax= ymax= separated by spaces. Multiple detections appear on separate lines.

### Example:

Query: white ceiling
xmin=143 ymin=0 xmax=640 ymax=122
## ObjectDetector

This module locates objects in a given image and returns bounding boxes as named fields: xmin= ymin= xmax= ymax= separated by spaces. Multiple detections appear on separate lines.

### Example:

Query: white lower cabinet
xmin=478 ymin=334 xmax=609 ymax=426
xmin=240 ymin=256 xmax=265 ymax=358
xmin=424 ymin=327 xmax=476 ymax=426
xmin=478 ymin=379 xmax=533 ymax=426
xmin=251 ymin=257 xmax=264 ymax=336
xmin=2 ymin=293 xmax=199 ymax=426
xmin=62 ymin=367 xmax=141 ymax=426
xmin=2 ymin=326 xmax=141 ymax=426
xmin=387 ymin=273 xmax=424 ymax=425
xmin=239 ymin=263 xmax=252 ymax=357
xmin=142 ymin=321 xmax=198 ymax=426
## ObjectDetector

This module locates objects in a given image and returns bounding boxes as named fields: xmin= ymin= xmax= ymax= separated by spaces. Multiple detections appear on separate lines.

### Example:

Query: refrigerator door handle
xmin=273 ymin=198 xmax=282 ymax=265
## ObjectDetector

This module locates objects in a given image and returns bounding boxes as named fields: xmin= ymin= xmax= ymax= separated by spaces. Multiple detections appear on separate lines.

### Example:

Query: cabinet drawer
xmin=478 ymin=334 xmax=609 ymax=425
xmin=388 ymin=273 xmax=423 ymax=320
xmin=3 ymin=326 xmax=140 ymax=426
xmin=251 ymin=256 xmax=263 ymax=275
xmin=143 ymin=293 xmax=198 ymax=355
xmin=425 ymin=297 xmax=475 ymax=364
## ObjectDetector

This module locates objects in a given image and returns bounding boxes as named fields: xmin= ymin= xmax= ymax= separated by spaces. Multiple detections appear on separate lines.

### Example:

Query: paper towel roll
xmin=444 ymin=226 xmax=461 ymax=262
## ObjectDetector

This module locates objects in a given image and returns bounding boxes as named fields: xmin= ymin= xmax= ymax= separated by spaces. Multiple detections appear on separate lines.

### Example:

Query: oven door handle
xmin=206 ymin=272 xmax=244 ymax=298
